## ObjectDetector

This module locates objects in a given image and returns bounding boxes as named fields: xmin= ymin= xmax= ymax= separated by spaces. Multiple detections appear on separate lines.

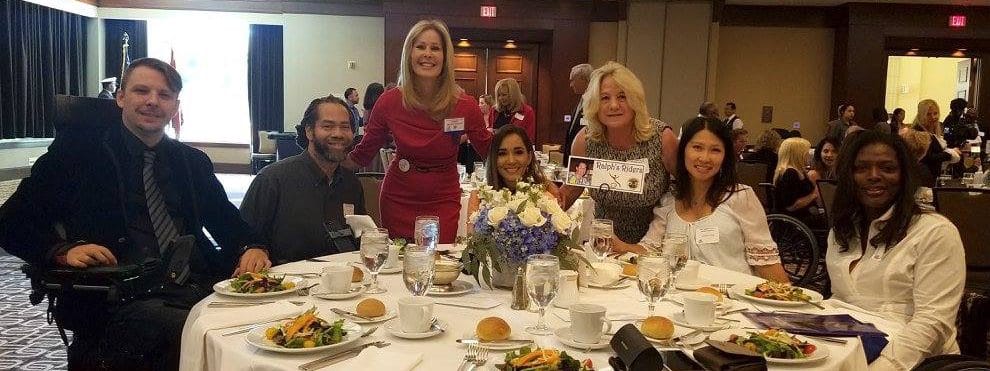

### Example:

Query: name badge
xmin=580 ymin=118 xmax=589 ymax=126
xmin=343 ymin=203 xmax=355 ymax=216
xmin=444 ymin=117 xmax=465 ymax=132
xmin=695 ymin=227 xmax=719 ymax=245
xmin=514 ymin=113 xmax=525 ymax=121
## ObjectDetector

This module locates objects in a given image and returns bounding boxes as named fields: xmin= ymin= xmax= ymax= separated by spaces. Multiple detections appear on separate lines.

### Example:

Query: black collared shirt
xmin=120 ymin=126 xmax=185 ymax=260
xmin=239 ymin=152 xmax=366 ymax=265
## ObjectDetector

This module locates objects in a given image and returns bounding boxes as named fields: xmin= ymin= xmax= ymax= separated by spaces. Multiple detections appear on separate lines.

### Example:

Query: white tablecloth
xmin=180 ymin=254 xmax=902 ymax=371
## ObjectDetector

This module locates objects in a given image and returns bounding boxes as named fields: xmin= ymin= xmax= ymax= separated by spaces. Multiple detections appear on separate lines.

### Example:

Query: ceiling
xmin=725 ymin=0 xmax=990 ymax=6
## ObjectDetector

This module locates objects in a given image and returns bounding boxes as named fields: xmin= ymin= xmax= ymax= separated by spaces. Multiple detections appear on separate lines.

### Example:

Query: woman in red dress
xmin=490 ymin=78 xmax=536 ymax=140
xmin=345 ymin=20 xmax=491 ymax=243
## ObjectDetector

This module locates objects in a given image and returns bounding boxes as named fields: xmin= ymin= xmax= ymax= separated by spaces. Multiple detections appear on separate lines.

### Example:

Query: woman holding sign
xmin=560 ymin=62 xmax=678 ymax=250
xmin=345 ymin=20 xmax=491 ymax=242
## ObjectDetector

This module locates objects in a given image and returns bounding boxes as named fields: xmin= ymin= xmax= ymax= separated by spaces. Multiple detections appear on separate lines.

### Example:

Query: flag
xmin=120 ymin=32 xmax=131 ymax=80
xmin=169 ymin=48 xmax=183 ymax=139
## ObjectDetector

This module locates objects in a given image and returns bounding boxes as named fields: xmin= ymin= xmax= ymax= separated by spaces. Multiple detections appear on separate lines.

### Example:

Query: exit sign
xmin=481 ymin=5 xmax=497 ymax=18
xmin=950 ymin=15 xmax=967 ymax=27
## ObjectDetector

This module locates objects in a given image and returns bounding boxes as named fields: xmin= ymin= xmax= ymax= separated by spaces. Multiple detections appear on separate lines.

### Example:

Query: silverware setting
xmin=331 ymin=307 xmax=373 ymax=321
xmin=298 ymin=340 xmax=390 ymax=370
xmin=208 ymin=300 xmax=307 ymax=308
xmin=457 ymin=344 xmax=489 ymax=371
xmin=455 ymin=338 xmax=533 ymax=345
xmin=430 ymin=317 xmax=447 ymax=333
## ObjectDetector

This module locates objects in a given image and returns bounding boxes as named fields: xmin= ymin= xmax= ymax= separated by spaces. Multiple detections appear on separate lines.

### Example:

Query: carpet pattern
xmin=0 ymin=255 xmax=68 ymax=371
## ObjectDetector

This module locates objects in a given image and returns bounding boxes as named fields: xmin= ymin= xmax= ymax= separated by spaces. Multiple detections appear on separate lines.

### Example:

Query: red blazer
xmin=489 ymin=103 xmax=536 ymax=141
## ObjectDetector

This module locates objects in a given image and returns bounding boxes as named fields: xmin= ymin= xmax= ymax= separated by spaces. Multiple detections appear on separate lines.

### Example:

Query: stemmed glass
xmin=661 ymin=233 xmax=689 ymax=288
xmin=525 ymin=254 xmax=560 ymax=335
xmin=402 ymin=244 xmax=435 ymax=296
xmin=414 ymin=215 xmax=440 ymax=251
xmin=360 ymin=228 xmax=390 ymax=294
xmin=590 ymin=219 xmax=614 ymax=261
xmin=637 ymin=253 xmax=671 ymax=317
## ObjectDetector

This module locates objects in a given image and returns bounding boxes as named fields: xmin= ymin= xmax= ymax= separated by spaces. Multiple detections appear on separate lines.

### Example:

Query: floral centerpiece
xmin=462 ymin=180 xmax=587 ymax=288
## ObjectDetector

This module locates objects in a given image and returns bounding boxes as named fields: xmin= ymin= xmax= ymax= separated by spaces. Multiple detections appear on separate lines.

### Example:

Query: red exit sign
xmin=481 ymin=5 xmax=497 ymax=18
xmin=950 ymin=15 xmax=967 ymax=28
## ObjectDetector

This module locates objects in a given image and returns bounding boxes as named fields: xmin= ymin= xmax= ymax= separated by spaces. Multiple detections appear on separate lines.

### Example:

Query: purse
xmin=693 ymin=340 xmax=767 ymax=371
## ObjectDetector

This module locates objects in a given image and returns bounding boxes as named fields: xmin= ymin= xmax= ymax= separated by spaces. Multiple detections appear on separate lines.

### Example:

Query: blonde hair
xmin=494 ymin=78 xmax=524 ymax=114
xmin=774 ymin=137 xmax=811 ymax=184
xmin=582 ymin=61 xmax=655 ymax=143
xmin=756 ymin=129 xmax=782 ymax=152
xmin=397 ymin=20 xmax=459 ymax=120
xmin=900 ymin=129 xmax=932 ymax=160
xmin=479 ymin=94 xmax=494 ymax=108
xmin=912 ymin=99 xmax=942 ymax=135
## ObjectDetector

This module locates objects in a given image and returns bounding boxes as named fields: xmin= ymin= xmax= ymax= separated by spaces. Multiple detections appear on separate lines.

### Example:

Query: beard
xmin=313 ymin=139 xmax=348 ymax=163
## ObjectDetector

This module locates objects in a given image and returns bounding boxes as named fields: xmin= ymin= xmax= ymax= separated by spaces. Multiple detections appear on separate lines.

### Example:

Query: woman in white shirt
xmin=615 ymin=117 xmax=789 ymax=282
xmin=828 ymin=130 xmax=964 ymax=370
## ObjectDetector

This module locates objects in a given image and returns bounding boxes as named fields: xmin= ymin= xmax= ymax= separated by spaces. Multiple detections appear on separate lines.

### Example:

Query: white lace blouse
xmin=640 ymin=185 xmax=782 ymax=275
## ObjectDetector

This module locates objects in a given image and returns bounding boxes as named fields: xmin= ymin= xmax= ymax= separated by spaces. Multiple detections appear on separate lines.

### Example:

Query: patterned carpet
xmin=0 ymin=255 xmax=68 ymax=371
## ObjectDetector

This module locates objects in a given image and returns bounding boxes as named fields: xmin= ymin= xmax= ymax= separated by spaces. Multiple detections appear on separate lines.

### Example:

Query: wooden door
xmin=453 ymin=48 xmax=488 ymax=99
xmin=488 ymin=47 xmax=538 ymax=109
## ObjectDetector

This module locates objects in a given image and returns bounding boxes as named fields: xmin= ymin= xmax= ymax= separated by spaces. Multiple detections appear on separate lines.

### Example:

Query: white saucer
xmin=378 ymin=266 xmax=402 ymax=274
xmin=675 ymin=278 xmax=712 ymax=290
xmin=427 ymin=280 xmax=476 ymax=296
xmin=312 ymin=285 xmax=366 ymax=300
xmin=384 ymin=319 xmax=444 ymax=339
xmin=587 ymin=280 xmax=633 ymax=289
xmin=554 ymin=327 xmax=611 ymax=350
xmin=348 ymin=308 xmax=397 ymax=324
xmin=670 ymin=312 xmax=731 ymax=331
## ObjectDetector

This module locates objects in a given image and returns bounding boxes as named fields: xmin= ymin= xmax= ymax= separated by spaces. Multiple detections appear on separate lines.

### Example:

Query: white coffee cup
xmin=397 ymin=296 xmax=434 ymax=333
xmin=321 ymin=265 xmax=352 ymax=294
xmin=677 ymin=260 xmax=701 ymax=284
xmin=554 ymin=270 xmax=579 ymax=309
xmin=590 ymin=262 xmax=621 ymax=286
xmin=569 ymin=303 xmax=612 ymax=344
xmin=384 ymin=245 xmax=401 ymax=269
xmin=682 ymin=292 xmax=717 ymax=326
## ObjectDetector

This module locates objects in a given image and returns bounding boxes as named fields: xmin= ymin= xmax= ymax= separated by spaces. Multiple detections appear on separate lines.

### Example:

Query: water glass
xmin=590 ymin=219 xmax=614 ymax=261
xmin=661 ymin=233 xmax=689 ymax=287
xmin=525 ymin=254 xmax=560 ymax=335
xmin=414 ymin=215 xmax=440 ymax=251
xmin=637 ymin=253 xmax=671 ymax=317
xmin=402 ymin=245 xmax=435 ymax=296
xmin=360 ymin=228 xmax=390 ymax=294
xmin=963 ymin=172 xmax=975 ymax=187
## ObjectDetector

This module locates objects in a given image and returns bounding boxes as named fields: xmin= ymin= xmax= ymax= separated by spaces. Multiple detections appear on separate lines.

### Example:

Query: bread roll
xmin=640 ymin=316 xmax=674 ymax=339
xmin=696 ymin=286 xmax=724 ymax=302
xmin=356 ymin=298 xmax=386 ymax=318
xmin=352 ymin=267 xmax=364 ymax=282
xmin=476 ymin=317 xmax=511 ymax=341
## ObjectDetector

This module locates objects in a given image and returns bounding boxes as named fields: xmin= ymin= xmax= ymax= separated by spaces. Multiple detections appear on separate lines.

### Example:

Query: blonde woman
xmin=561 ymin=61 xmax=678 ymax=252
xmin=912 ymin=99 xmax=961 ymax=182
xmin=773 ymin=137 xmax=823 ymax=228
xmin=742 ymin=129 xmax=782 ymax=182
xmin=345 ymin=20 xmax=492 ymax=242
xmin=490 ymin=78 xmax=536 ymax=140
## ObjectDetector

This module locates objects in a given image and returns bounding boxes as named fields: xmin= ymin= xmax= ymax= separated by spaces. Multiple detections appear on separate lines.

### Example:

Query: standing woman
xmin=490 ymin=78 xmax=536 ymax=140
xmin=345 ymin=20 xmax=491 ymax=243
xmin=912 ymin=99 xmax=961 ymax=182
xmin=479 ymin=94 xmax=495 ymax=129
xmin=828 ymin=131 xmax=963 ymax=370
xmin=560 ymin=62 xmax=678 ymax=250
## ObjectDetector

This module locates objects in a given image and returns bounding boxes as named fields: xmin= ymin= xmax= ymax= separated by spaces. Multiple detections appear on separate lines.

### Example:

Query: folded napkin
xmin=179 ymin=300 xmax=306 ymax=370
xmin=861 ymin=335 xmax=890 ymax=364
xmin=345 ymin=215 xmax=378 ymax=238
xmin=338 ymin=344 xmax=422 ymax=370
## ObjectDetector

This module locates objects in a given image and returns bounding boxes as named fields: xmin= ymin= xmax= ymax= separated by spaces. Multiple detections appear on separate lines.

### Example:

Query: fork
xmin=472 ymin=346 xmax=490 ymax=368
xmin=716 ymin=283 xmax=732 ymax=298
xmin=458 ymin=344 xmax=479 ymax=371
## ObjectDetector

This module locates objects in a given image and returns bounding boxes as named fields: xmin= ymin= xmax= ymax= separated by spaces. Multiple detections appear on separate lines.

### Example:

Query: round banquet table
xmin=180 ymin=253 xmax=902 ymax=371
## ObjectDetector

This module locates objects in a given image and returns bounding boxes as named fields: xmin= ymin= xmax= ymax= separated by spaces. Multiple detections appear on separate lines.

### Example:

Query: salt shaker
xmin=511 ymin=266 xmax=530 ymax=310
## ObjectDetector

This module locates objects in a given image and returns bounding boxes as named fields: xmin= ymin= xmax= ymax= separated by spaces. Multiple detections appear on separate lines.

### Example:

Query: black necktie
xmin=143 ymin=149 xmax=179 ymax=251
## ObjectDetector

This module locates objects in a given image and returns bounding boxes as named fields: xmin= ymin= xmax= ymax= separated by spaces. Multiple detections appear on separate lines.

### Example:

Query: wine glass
xmin=414 ymin=215 xmax=440 ymax=252
xmin=637 ymin=253 xmax=671 ymax=317
xmin=661 ymin=233 xmax=689 ymax=288
xmin=360 ymin=228 xmax=390 ymax=294
xmin=402 ymin=244 xmax=435 ymax=296
xmin=525 ymin=254 xmax=560 ymax=335
xmin=590 ymin=219 xmax=614 ymax=261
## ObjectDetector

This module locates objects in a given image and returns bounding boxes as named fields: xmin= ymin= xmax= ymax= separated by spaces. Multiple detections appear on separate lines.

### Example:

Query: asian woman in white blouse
xmin=828 ymin=130 xmax=964 ymax=370
xmin=614 ymin=117 xmax=789 ymax=282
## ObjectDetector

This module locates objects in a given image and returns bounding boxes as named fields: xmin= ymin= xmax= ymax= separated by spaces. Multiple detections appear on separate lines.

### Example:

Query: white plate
xmin=708 ymin=329 xmax=830 ymax=364
xmin=587 ymin=280 xmax=633 ymax=289
xmin=642 ymin=325 xmax=707 ymax=346
xmin=670 ymin=312 xmax=731 ymax=332
xmin=245 ymin=320 xmax=362 ymax=354
xmin=213 ymin=276 xmax=304 ymax=298
xmin=311 ymin=284 xmax=366 ymax=300
xmin=427 ymin=280 xmax=476 ymax=296
xmin=347 ymin=308 xmax=397 ymax=324
xmin=385 ymin=319 xmax=444 ymax=339
xmin=554 ymin=327 xmax=611 ymax=350
xmin=674 ymin=278 xmax=712 ymax=291
xmin=731 ymin=285 xmax=824 ymax=307
xmin=378 ymin=266 xmax=402 ymax=274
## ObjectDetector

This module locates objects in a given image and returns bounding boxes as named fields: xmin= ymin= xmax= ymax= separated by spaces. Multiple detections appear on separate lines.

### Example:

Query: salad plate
xmin=213 ymin=273 xmax=303 ymax=298
xmin=708 ymin=328 xmax=830 ymax=364
xmin=732 ymin=282 xmax=823 ymax=307
xmin=245 ymin=309 xmax=362 ymax=354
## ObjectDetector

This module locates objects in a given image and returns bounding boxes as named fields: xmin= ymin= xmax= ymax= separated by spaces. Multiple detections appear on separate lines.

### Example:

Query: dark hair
xmin=789 ymin=129 xmax=801 ymax=138
xmin=838 ymin=103 xmax=853 ymax=117
xmin=675 ymin=117 xmax=739 ymax=208
xmin=812 ymin=136 xmax=840 ymax=178
xmin=344 ymin=88 xmax=357 ymax=100
xmin=950 ymin=98 xmax=967 ymax=112
xmin=121 ymin=58 xmax=182 ymax=93
xmin=726 ymin=102 xmax=736 ymax=110
xmin=363 ymin=83 xmax=385 ymax=111
xmin=832 ymin=130 xmax=922 ymax=252
xmin=101 ymin=81 xmax=114 ymax=90
xmin=485 ymin=125 xmax=546 ymax=190
xmin=871 ymin=107 xmax=889 ymax=123
xmin=294 ymin=95 xmax=353 ymax=148
xmin=699 ymin=101 xmax=716 ymax=115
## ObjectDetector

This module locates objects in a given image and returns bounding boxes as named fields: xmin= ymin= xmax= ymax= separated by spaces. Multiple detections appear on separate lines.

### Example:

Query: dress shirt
xmin=827 ymin=207 xmax=964 ymax=370
xmin=640 ymin=185 xmax=782 ymax=275
xmin=724 ymin=115 xmax=744 ymax=130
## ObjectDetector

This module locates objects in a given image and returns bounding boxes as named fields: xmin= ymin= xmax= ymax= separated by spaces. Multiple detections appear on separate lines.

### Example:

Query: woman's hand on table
xmin=233 ymin=248 xmax=272 ymax=276
xmin=612 ymin=238 xmax=647 ymax=255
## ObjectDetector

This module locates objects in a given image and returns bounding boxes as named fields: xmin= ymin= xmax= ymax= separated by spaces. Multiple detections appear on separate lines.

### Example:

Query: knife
xmin=456 ymin=338 xmax=533 ymax=345
xmin=298 ymin=341 xmax=389 ymax=370
xmin=670 ymin=329 xmax=703 ymax=344
xmin=331 ymin=308 xmax=372 ymax=321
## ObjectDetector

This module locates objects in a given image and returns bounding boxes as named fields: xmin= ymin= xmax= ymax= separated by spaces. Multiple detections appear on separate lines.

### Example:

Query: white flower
xmin=550 ymin=209 xmax=573 ymax=234
xmin=469 ymin=210 xmax=479 ymax=224
xmin=487 ymin=206 xmax=509 ymax=226
xmin=518 ymin=206 xmax=547 ymax=227
xmin=507 ymin=198 xmax=527 ymax=212
xmin=538 ymin=195 xmax=564 ymax=215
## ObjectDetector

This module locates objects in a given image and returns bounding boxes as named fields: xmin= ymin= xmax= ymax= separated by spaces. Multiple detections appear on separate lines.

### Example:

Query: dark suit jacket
xmin=97 ymin=90 xmax=114 ymax=99
xmin=0 ymin=124 xmax=257 ymax=283
xmin=563 ymin=103 xmax=584 ymax=164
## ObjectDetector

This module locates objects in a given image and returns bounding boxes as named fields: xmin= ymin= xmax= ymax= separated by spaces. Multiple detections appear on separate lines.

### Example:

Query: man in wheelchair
xmin=0 ymin=58 xmax=270 ymax=370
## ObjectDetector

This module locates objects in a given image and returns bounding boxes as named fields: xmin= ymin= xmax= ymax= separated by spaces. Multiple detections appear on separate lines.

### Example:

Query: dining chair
xmin=766 ymin=214 xmax=820 ymax=288
xmin=934 ymin=187 xmax=990 ymax=291
xmin=356 ymin=172 xmax=385 ymax=227
xmin=753 ymin=182 xmax=776 ymax=214
xmin=737 ymin=161 xmax=768 ymax=190
xmin=912 ymin=354 xmax=990 ymax=371
xmin=816 ymin=180 xmax=837 ymax=230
